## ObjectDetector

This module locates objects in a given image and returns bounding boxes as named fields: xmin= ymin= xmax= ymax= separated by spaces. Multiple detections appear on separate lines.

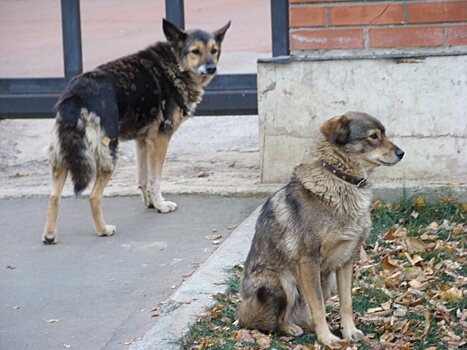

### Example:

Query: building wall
xmin=258 ymin=53 xmax=466 ymax=187
xmin=257 ymin=1 xmax=467 ymax=195
xmin=289 ymin=0 xmax=467 ymax=51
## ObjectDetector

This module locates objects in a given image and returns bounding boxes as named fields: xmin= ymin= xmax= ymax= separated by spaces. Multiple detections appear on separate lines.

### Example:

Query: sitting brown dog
xmin=237 ymin=112 xmax=404 ymax=347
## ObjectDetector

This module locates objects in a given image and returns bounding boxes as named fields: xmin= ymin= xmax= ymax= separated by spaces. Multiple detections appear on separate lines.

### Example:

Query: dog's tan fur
xmin=237 ymin=112 xmax=404 ymax=347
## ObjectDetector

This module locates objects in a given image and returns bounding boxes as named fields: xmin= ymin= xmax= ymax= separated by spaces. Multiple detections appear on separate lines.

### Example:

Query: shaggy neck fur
xmin=316 ymin=135 xmax=370 ymax=181
xmin=293 ymin=135 xmax=374 ymax=216
xmin=149 ymin=42 xmax=205 ymax=110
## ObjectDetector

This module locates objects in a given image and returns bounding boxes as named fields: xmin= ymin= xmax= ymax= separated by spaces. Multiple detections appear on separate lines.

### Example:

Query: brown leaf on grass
xmin=421 ymin=311 xmax=431 ymax=338
xmin=380 ymin=332 xmax=395 ymax=342
xmin=292 ymin=345 xmax=311 ymax=350
xmin=404 ymin=252 xmax=423 ymax=266
xmin=359 ymin=245 xmax=369 ymax=265
xmin=232 ymin=329 xmax=255 ymax=343
xmin=367 ymin=306 xmax=383 ymax=314
xmin=452 ymin=226 xmax=465 ymax=235
xmin=210 ymin=305 xmax=224 ymax=319
xmin=383 ymin=227 xmax=397 ymax=240
xmin=381 ymin=255 xmax=399 ymax=272
xmin=440 ymin=286 xmax=463 ymax=302
xmin=420 ymin=233 xmax=438 ymax=241
xmin=404 ymin=237 xmax=426 ymax=253
xmin=251 ymin=330 xmax=271 ymax=349
xmin=409 ymin=280 xmax=422 ymax=289
xmin=414 ymin=195 xmax=426 ymax=207
xmin=381 ymin=300 xmax=392 ymax=310
xmin=401 ymin=319 xmax=413 ymax=334
xmin=403 ymin=266 xmax=424 ymax=281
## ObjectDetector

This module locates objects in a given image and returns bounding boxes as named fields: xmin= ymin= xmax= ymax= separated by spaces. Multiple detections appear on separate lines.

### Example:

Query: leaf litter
xmin=180 ymin=198 xmax=466 ymax=349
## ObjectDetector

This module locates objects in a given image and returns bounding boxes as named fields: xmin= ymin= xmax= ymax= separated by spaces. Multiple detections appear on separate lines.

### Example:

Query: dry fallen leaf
xmin=232 ymin=329 xmax=255 ymax=343
xmin=381 ymin=255 xmax=399 ymax=272
xmin=251 ymin=330 xmax=271 ymax=348
xmin=292 ymin=345 xmax=311 ymax=350
xmin=383 ymin=227 xmax=397 ymax=240
xmin=359 ymin=245 xmax=369 ymax=265
xmin=440 ymin=287 xmax=463 ymax=302
xmin=421 ymin=311 xmax=431 ymax=338
xmin=452 ymin=226 xmax=465 ymax=235
xmin=404 ymin=237 xmax=426 ymax=253
xmin=45 ymin=319 xmax=61 ymax=324
xmin=414 ymin=195 xmax=426 ymax=207
xmin=381 ymin=300 xmax=392 ymax=310
xmin=408 ymin=279 xmax=422 ymax=289
xmin=367 ymin=307 xmax=383 ymax=314
xmin=204 ymin=234 xmax=222 ymax=241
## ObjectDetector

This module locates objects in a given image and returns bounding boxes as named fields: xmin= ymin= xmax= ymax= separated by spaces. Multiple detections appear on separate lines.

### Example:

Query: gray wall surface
xmin=258 ymin=51 xmax=466 ymax=193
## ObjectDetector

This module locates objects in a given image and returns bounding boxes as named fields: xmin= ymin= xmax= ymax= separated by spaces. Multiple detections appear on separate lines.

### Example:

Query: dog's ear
xmin=213 ymin=21 xmax=231 ymax=44
xmin=163 ymin=19 xmax=187 ymax=44
xmin=320 ymin=115 xmax=350 ymax=144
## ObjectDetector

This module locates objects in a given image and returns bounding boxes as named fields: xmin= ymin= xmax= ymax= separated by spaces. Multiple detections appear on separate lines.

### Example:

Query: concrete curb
xmin=130 ymin=206 xmax=261 ymax=350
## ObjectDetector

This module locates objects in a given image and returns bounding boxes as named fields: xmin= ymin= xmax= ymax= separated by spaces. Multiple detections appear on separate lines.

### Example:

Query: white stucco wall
xmin=258 ymin=52 xmax=467 ymax=192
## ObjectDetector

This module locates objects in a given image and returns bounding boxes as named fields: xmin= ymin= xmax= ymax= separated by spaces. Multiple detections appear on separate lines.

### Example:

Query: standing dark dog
xmin=42 ymin=19 xmax=230 ymax=244
xmin=237 ymin=112 xmax=404 ymax=347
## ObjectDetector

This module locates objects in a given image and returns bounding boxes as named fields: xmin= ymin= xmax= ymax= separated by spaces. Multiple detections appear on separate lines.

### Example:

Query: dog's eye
xmin=191 ymin=49 xmax=201 ymax=55
xmin=369 ymin=133 xmax=378 ymax=140
xmin=211 ymin=48 xmax=218 ymax=55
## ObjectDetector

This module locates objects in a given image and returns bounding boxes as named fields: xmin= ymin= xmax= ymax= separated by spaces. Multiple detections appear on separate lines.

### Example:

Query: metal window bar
xmin=0 ymin=0 xmax=290 ymax=118
xmin=165 ymin=0 xmax=185 ymax=29
xmin=61 ymin=0 xmax=83 ymax=80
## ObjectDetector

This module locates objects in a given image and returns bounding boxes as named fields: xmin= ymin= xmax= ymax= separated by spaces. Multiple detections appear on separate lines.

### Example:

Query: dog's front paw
xmin=155 ymin=200 xmax=177 ymax=213
xmin=318 ymin=331 xmax=343 ymax=348
xmin=96 ymin=225 xmax=116 ymax=237
xmin=42 ymin=232 xmax=57 ymax=245
xmin=342 ymin=325 xmax=365 ymax=342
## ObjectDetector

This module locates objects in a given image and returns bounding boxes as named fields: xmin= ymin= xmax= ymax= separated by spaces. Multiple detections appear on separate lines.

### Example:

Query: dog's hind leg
xmin=146 ymin=132 xmax=177 ymax=213
xmin=136 ymin=139 xmax=153 ymax=208
xmin=42 ymin=167 xmax=68 ymax=244
xmin=89 ymin=171 xmax=116 ymax=236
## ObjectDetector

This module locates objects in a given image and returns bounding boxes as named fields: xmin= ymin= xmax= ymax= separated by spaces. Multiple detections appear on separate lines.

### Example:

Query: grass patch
xmin=180 ymin=198 xmax=466 ymax=349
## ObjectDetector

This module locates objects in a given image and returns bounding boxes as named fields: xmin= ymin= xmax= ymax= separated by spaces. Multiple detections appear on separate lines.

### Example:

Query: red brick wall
xmin=289 ymin=0 xmax=467 ymax=51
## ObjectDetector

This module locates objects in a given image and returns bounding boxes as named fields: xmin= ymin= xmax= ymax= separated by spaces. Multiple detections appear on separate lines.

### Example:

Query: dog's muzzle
xmin=197 ymin=63 xmax=217 ymax=75
xmin=395 ymin=147 xmax=404 ymax=160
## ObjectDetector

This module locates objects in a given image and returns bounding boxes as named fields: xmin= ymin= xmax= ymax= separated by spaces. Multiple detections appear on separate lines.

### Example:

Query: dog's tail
xmin=55 ymin=93 xmax=95 ymax=195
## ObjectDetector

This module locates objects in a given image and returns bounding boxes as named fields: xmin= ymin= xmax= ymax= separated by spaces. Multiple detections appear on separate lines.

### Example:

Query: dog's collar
xmin=320 ymin=160 xmax=368 ymax=188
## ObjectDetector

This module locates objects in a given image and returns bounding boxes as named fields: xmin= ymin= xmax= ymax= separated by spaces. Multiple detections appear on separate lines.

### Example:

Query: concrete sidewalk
xmin=0 ymin=195 xmax=264 ymax=350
